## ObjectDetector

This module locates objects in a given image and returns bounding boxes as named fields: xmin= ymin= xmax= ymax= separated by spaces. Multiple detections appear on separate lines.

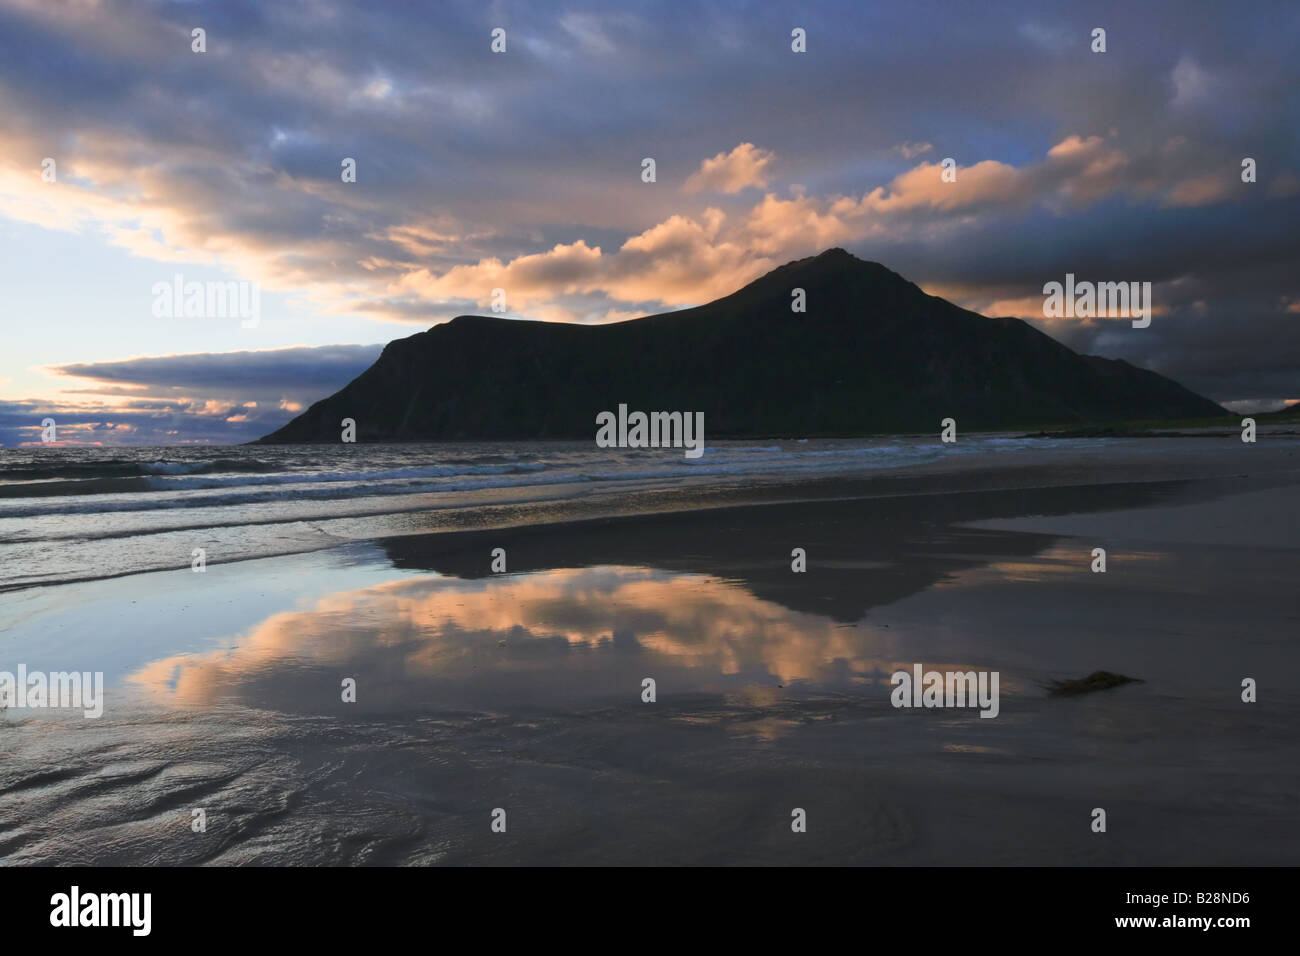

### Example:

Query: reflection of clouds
xmin=131 ymin=566 xmax=946 ymax=706
xmin=934 ymin=542 xmax=1165 ymax=587
xmin=129 ymin=565 xmax=1022 ymax=717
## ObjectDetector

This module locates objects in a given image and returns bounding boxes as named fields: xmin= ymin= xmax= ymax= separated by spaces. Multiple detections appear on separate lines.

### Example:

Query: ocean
xmin=0 ymin=436 xmax=1103 ymax=592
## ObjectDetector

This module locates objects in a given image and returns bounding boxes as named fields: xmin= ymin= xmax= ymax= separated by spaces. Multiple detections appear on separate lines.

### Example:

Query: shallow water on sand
xmin=2 ymin=477 xmax=1297 ymax=865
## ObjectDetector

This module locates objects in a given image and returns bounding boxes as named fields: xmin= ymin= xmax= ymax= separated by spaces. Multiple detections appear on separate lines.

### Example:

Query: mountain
xmin=256 ymin=249 xmax=1227 ymax=442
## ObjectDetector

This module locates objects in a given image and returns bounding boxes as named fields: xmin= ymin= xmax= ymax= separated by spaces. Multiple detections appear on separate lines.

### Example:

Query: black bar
xmin=2 ymin=866 xmax=1277 ymax=941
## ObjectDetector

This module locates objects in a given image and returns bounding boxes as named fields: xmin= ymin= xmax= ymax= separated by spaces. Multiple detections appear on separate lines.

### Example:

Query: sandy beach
xmin=2 ymin=437 xmax=1298 ymax=865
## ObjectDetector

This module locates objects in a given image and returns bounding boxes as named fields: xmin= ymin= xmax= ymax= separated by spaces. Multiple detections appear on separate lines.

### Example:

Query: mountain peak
xmin=775 ymin=247 xmax=899 ymax=279
xmin=783 ymin=247 xmax=863 ymax=269
xmin=733 ymin=247 xmax=913 ymax=307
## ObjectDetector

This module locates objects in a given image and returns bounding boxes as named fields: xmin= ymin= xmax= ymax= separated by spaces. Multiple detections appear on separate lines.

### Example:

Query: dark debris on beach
xmin=1046 ymin=671 xmax=1145 ymax=696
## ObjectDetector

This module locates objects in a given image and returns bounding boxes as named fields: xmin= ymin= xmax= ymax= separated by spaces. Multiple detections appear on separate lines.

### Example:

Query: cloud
xmin=1170 ymin=54 xmax=1214 ymax=109
xmin=683 ymin=143 xmax=776 ymax=195
xmin=0 ymin=344 xmax=382 ymax=446
xmin=1164 ymin=173 xmax=1235 ymax=207
xmin=389 ymin=209 xmax=770 ymax=311
xmin=50 ymin=345 xmax=383 ymax=393
xmin=893 ymin=141 xmax=933 ymax=160
xmin=385 ymin=132 xmax=1262 ymax=318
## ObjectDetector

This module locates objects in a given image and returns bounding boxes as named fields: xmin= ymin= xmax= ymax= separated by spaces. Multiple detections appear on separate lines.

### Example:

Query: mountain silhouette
xmin=256 ymin=248 xmax=1226 ymax=442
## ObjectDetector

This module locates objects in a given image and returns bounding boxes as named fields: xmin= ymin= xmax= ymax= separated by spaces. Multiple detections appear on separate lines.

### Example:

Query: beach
xmin=2 ymin=435 xmax=1298 ymax=865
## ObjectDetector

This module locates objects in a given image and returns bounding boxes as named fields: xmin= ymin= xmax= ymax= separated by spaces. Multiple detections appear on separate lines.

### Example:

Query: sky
xmin=0 ymin=0 xmax=1296 ymax=446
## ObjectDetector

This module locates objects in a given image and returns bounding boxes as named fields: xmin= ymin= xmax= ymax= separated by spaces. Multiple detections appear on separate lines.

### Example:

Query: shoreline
xmin=5 ymin=437 xmax=1298 ymax=595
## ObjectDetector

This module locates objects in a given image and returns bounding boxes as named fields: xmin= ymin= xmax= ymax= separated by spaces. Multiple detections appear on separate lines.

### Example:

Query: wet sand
xmin=2 ymin=440 xmax=1298 ymax=865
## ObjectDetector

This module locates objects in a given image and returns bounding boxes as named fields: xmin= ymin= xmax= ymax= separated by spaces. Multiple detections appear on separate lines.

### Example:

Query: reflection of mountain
xmin=378 ymin=478 xmax=1196 ymax=623
xmin=256 ymin=248 xmax=1226 ymax=443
